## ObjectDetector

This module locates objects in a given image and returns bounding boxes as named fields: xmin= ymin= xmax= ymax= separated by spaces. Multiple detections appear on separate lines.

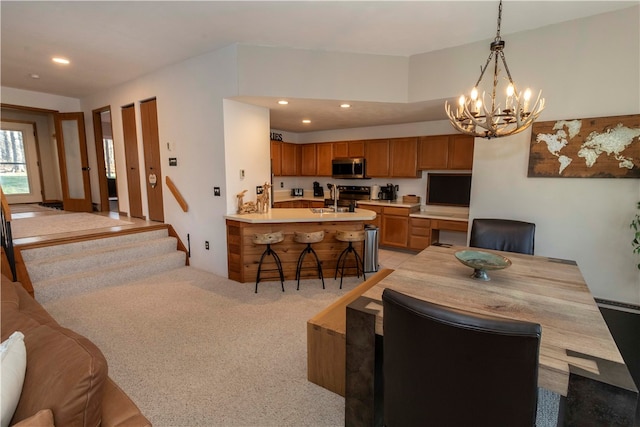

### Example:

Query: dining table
xmin=345 ymin=245 xmax=638 ymax=426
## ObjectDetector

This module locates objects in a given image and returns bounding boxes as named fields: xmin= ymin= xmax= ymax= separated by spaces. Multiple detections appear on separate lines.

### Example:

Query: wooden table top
xmin=360 ymin=245 xmax=625 ymax=396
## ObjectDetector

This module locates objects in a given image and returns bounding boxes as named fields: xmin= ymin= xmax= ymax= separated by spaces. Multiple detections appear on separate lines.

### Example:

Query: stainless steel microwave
xmin=332 ymin=157 xmax=367 ymax=179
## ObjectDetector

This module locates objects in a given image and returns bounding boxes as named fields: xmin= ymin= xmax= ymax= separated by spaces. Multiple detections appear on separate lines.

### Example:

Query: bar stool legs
xmin=255 ymin=243 xmax=285 ymax=293
xmin=334 ymin=230 xmax=366 ymax=289
xmin=293 ymin=231 xmax=325 ymax=290
xmin=253 ymin=231 xmax=285 ymax=293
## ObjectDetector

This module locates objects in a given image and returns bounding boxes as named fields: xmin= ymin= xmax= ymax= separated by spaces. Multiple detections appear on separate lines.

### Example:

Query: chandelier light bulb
xmin=470 ymin=87 xmax=478 ymax=101
xmin=506 ymin=84 xmax=514 ymax=97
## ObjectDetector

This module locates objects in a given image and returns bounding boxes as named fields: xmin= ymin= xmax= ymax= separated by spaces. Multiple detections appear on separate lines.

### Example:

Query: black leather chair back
xmin=382 ymin=288 xmax=541 ymax=427
xmin=470 ymin=218 xmax=536 ymax=255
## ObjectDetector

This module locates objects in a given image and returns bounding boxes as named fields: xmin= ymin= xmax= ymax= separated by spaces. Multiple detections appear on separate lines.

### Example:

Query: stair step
xmin=20 ymin=229 xmax=169 ymax=262
xmin=26 ymin=237 xmax=178 ymax=283
xmin=34 ymin=251 xmax=187 ymax=304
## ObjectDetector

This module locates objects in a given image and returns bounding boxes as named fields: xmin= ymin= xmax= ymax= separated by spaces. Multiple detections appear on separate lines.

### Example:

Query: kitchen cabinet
xmin=409 ymin=217 xmax=431 ymax=250
xmin=363 ymin=205 xmax=382 ymax=229
xmin=365 ymin=139 xmax=390 ymax=177
xmin=271 ymin=140 xmax=282 ymax=176
xmin=317 ymin=143 xmax=333 ymax=176
xmin=381 ymin=206 xmax=412 ymax=248
xmin=418 ymin=134 xmax=474 ymax=170
xmin=448 ymin=135 xmax=475 ymax=170
xmin=389 ymin=137 xmax=420 ymax=178
xmin=333 ymin=142 xmax=348 ymax=158
xmin=348 ymin=141 xmax=365 ymax=157
xmin=273 ymin=200 xmax=325 ymax=209
xmin=301 ymin=144 xmax=317 ymax=176
xmin=281 ymin=143 xmax=301 ymax=176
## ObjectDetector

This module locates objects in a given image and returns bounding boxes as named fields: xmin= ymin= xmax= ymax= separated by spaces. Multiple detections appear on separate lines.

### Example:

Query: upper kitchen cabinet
xmin=365 ymin=139 xmax=390 ymax=177
xmin=317 ymin=143 xmax=333 ymax=176
xmin=389 ymin=137 xmax=420 ymax=178
xmin=281 ymin=142 xmax=301 ymax=176
xmin=333 ymin=140 xmax=365 ymax=158
xmin=271 ymin=140 xmax=282 ymax=176
xmin=301 ymin=143 xmax=317 ymax=176
xmin=448 ymin=135 xmax=474 ymax=170
xmin=418 ymin=134 xmax=474 ymax=170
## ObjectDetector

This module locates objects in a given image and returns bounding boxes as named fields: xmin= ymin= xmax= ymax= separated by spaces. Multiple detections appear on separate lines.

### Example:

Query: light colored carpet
xmin=11 ymin=212 xmax=133 ymax=238
xmin=43 ymin=266 xmax=365 ymax=427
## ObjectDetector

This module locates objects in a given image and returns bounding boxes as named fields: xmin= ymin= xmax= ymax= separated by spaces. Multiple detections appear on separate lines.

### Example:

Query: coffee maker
xmin=313 ymin=181 xmax=324 ymax=197
xmin=379 ymin=183 xmax=397 ymax=201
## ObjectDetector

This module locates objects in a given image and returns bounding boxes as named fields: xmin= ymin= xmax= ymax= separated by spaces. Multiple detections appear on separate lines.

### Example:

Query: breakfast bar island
xmin=225 ymin=208 xmax=376 ymax=283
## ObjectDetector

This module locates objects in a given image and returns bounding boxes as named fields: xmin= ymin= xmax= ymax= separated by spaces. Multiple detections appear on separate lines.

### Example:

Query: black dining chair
xmin=470 ymin=218 xmax=536 ymax=255
xmin=382 ymin=288 xmax=541 ymax=427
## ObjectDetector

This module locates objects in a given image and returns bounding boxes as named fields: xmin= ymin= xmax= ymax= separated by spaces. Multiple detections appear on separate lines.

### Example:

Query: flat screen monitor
xmin=426 ymin=173 xmax=472 ymax=207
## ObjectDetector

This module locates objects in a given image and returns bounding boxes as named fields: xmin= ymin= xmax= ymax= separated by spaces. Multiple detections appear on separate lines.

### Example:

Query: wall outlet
xmin=280 ymin=182 xmax=284 ymax=188
xmin=213 ymin=187 xmax=220 ymax=196
xmin=256 ymin=186 xmax=263 ymax=194
xmin=205 ymin=241 xmax=210 ymax=250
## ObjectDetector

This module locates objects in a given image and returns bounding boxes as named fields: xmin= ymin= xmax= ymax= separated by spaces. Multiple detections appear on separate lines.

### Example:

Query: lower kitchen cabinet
xmin=408 ymin=217 xmax=431 ymax=250
xmin=382 ymin=213 xmax=410 ymax=248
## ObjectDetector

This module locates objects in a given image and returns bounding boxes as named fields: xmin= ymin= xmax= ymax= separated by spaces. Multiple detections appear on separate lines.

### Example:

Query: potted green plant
xmin=632 ymin=201 xmax=640 ymax=269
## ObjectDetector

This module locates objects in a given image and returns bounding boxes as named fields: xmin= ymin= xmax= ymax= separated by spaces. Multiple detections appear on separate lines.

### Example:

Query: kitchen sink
xmin=310 ymin=207 xmax=350 ymax=213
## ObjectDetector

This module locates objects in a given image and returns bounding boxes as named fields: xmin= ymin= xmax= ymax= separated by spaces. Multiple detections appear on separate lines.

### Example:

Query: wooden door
xmin=317 ymin=143 xmax=333 ymax=176
xmin=390 ymin=137 xmax=419 ymax=177
xmin=122 ymin=105 xmax=143 ymax=218
xmin=448 ymin=135 xmax=475 ymax=169
xmin=140 ymin=98 xmax=164 ymax=222
xmin=365 ymin=139 xmax=390 ymax=177
xmin=270 ymin=140 xmax=282 ymax=176
xmin=54 ymin=112 xmax=92 ymax=212
xmin=301 ymin=143 xmax=317 ymax=176
xmin=418 ymin=135 xmax=449 ymax=170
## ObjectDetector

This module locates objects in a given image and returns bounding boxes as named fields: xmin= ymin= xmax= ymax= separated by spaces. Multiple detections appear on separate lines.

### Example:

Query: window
xmin=103 ymin=138 xmax=116 ymax=179
xmin=0 ymin=129 xmax=30 ymax=194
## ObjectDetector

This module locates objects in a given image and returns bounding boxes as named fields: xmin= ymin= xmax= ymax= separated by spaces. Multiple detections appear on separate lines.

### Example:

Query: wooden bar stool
xmin=334 ymin=230 xmax=366 ymax=289
xmin=253 ymin=231 xmax=285 ymax=293
xmin=293 ymin=230 xmax=325 ymax=290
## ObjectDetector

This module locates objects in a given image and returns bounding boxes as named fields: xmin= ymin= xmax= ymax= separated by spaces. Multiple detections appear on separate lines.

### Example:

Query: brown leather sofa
xmin=1 ymin=274 xmax=151 ymax=427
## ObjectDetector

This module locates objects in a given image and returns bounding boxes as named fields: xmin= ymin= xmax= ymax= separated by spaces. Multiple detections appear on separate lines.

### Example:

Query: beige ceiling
xmin=2 ymin=1 xmax=636 ymax=132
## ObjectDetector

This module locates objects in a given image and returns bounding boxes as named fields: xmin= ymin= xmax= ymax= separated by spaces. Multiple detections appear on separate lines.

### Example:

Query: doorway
xmin=92 ymin=107 xmax=118 ymax=213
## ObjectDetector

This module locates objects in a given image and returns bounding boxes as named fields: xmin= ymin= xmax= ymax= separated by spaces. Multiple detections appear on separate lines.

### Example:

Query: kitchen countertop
xmin=410 ymin=210 xmax=469 ymax=222
xmin=356 ymin=200 xmax=421 ymax=209
xmin=225 ymin=208 xmax=376 ymax=224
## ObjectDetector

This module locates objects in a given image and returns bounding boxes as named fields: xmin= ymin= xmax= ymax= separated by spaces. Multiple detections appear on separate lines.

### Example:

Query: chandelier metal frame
xmin=445 ymin=0 xmax=545 ymax=139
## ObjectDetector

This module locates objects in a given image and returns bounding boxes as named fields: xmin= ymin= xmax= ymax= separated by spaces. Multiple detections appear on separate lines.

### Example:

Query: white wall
xmin=1 ymin=87 xmax=81 ymax=112
xmin=223 ymin=99 xmax=271 ymax=213
xmin=410 ymin=6 xmax=640 ymax=304
xmin=78 ymin=45 xmax=239 ymax=275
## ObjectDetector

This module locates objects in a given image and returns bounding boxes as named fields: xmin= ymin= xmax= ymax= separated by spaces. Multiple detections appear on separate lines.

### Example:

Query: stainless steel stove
xmin=325 ymin=185 xmax=370 ymax=207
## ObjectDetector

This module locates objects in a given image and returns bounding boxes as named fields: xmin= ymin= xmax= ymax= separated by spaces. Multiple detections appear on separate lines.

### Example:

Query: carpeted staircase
xmin=21 ymin=228 xmax=186 ymax=303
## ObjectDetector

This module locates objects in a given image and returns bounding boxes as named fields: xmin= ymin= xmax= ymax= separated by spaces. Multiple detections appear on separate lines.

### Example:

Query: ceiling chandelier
xmin=445 ymin=0 xmax=545 ymax=139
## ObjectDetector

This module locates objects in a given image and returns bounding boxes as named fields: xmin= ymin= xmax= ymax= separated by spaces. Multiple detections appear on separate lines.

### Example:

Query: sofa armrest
xmin=100 ymin=378 xmax=151 ymax=427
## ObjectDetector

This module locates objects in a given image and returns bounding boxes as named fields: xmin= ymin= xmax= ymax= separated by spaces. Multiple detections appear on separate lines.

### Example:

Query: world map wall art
xmin=528 ymin=114 xmax=640 ymax=178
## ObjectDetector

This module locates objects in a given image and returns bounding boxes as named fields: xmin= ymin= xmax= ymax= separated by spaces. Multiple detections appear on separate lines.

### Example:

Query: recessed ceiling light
xmin=278 ymin=100 xmax=289 ymax=105
xmin=52 ymin=57 xmax=70 ymax=65
xmin=340 ymin=103 xmax=351 ymax=108
xmin=29 ymin=74 xmax=40 ymax=79
xmin=302 ymin=119 xmax=311 ymax=124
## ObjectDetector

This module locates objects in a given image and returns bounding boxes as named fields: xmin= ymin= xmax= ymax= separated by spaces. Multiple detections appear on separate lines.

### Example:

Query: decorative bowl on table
xmin=454 ymin=250 xmax=512 ymax=281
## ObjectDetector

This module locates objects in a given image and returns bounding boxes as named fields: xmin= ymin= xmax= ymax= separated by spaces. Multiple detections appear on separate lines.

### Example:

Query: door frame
xmin=54 ymin=112 xmax=93 ymax=212
xmin=92 ymin=106 xmax=115 ymax=212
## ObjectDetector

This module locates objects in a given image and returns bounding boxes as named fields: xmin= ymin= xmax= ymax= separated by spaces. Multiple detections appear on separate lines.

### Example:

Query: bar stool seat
xmin=253 ymin=231 xmax=285 ymax=293
xmin=294 ymin=230 xmax=325 ymax=290
xmin=334 ymin=230 xmax=366 ymax=289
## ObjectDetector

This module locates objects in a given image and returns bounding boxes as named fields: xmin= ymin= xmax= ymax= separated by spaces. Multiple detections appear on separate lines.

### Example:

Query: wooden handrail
xmin=165 ymin=176 xmax=188 ymax=212
xmin=1 ymin=186 xmax=11 ymax=222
